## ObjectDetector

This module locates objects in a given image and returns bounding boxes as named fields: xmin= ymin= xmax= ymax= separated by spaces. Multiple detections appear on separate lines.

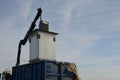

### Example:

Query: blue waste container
xmin=12 ymin=60 xmax=75 ymax=80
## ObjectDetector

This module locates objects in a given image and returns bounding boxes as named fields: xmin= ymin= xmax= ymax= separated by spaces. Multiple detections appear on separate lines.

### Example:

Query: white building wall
xmin=38 ymin=31 xmax=56 ymax=60
xmin=29 ymin=30 xmax=56 ymax=62
xmin=29 ymin=34 xmax=39 ymax=60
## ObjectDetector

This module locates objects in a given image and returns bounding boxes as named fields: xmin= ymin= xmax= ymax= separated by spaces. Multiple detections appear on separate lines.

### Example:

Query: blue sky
xmin=0 ymin=0 xmax=120 ymax=80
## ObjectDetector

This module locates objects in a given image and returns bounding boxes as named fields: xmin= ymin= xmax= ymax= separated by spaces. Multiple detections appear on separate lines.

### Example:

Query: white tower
xmin=29 ymin=21 xmax=58 ymax=62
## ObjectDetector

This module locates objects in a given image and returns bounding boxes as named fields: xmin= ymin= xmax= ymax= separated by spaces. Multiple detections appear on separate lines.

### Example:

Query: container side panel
xmin=45 ymin=76 xmax=58 ymax=80
xmin=45 ymin=61 xmax=59 ymax=74
xmin=37 ymin=63 xmax=42 ymax=80
xmin=15 ymin=67 xmax=18 ymax=80
xmin=63 ymin=77 xmax=75 ymax=80
xmin=24 ymin=65 xmax=32 ymax=80
xmin=18 ymin=67 xmax=21 ymax=80
xmin=33 ymin=64 xmax=37 ymax=80
xmin=21 ymin=67 xmax=24 ymax=80
xmin=12 ymin=67 xmax=16 ymax=80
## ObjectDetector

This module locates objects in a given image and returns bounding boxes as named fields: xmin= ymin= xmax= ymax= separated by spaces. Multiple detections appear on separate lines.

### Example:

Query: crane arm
xmin=16 ymin=8 xmax=42 ymax=66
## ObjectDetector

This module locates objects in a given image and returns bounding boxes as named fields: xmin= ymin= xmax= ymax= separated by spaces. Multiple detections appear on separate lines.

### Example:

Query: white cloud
xmin=79 ymin=66 xmax=120 ymax=80
xmin=79 ymin=54 xmax=120 ymax=65
xmin=55 ymin=1 xmax=83 ymax=32
xmin=16 ymin=0 xmax=33 ymax=19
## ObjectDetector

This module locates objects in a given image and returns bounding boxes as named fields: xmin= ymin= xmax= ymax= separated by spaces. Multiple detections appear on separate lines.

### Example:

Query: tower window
xmin=29 ymin=39 xmax=31 ymax=43
xmin=53 ymin=37 xmax=56 ymax=42
xmin=37 ymin=34 xmax=40 ymax=39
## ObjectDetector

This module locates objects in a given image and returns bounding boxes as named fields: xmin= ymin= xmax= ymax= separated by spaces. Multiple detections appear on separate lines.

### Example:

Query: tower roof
xmin=29 ymin=29 xmax=58 ymax=37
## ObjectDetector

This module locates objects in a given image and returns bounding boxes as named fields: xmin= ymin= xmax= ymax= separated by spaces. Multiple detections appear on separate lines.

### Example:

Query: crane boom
xmin=16 ymin=8 xmax=42 ymax=66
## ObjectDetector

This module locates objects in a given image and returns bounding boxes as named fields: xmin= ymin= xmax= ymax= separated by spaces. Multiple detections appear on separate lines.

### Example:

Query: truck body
xmin=0 ymin=70 xmax=11 ymax=80
xmin=0 ymin=73 xmax=3 ymax=80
